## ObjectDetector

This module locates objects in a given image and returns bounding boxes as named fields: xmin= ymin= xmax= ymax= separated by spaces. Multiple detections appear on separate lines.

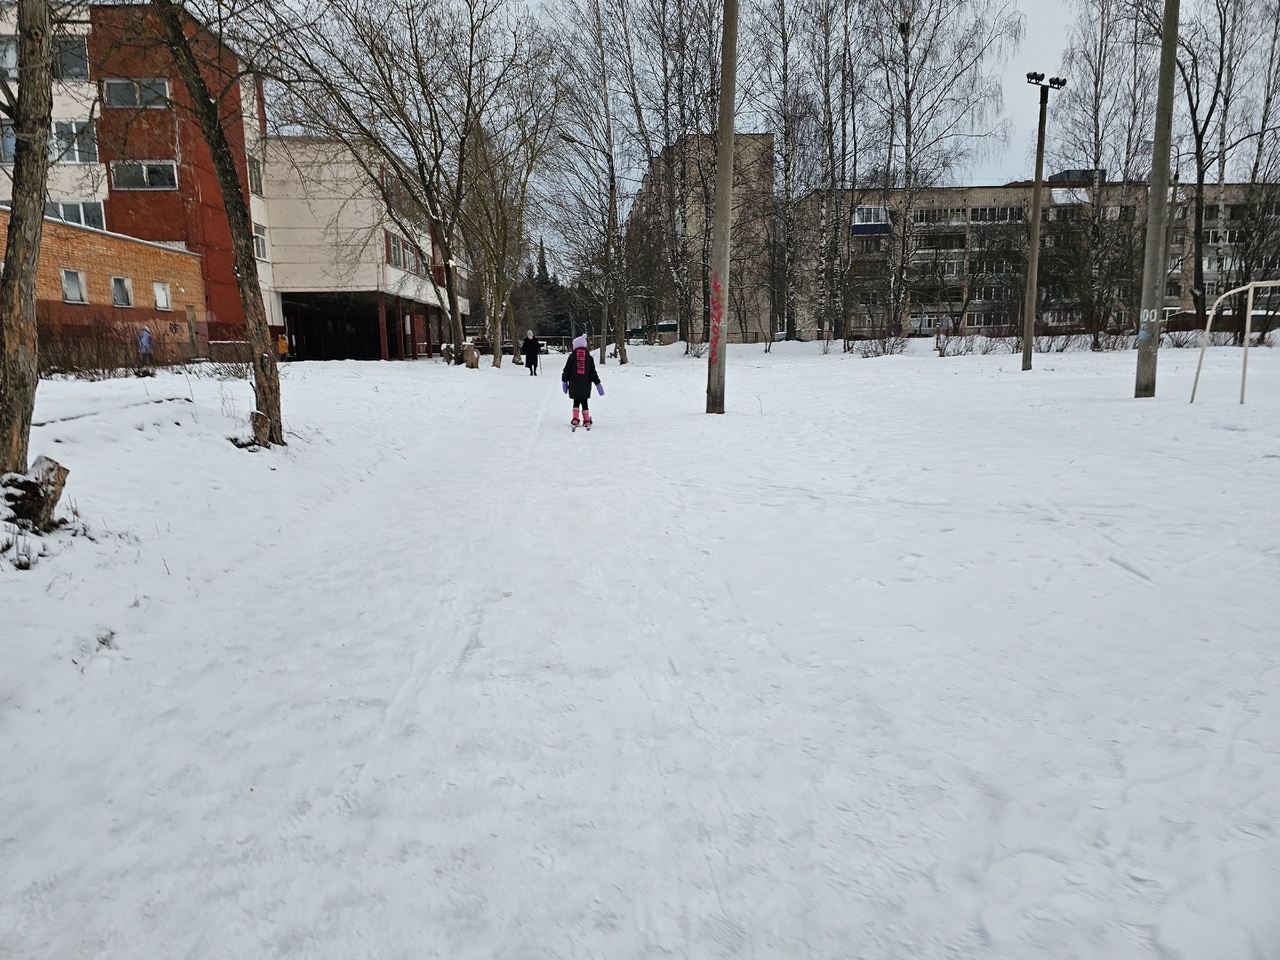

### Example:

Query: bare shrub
xmin=39 ymin=319 xmax=188 ymax=380
xmin=979 ymin=334 xmax=1017 ymax=354
xmin=1034 ymin=331 xmax=1086 ymax=353
xmin=936 ymin=332 xmax=976 ymax=357
xmin=1094 ymin=330 xmax=1136 ymax=351
xmin=859 ymin=334 xmax=910 ymax=358
xmin=186 ymin=358 xmax=252 ymax=380
xmin=1163 ymin=327 xmax=1201 ymax=348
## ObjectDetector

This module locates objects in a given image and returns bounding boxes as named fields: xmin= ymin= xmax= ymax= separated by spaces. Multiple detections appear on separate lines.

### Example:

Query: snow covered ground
xmin=3 ymin=342 xmax=1278 ymax=959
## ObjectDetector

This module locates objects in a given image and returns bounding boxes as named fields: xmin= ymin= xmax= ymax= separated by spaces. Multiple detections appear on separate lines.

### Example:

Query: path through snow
xmin=3 ymin=344 xmax=1279 ymax=958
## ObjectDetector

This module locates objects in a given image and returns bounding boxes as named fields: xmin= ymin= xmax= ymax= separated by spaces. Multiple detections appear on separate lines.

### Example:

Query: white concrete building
xmin=261 ymin=136 xmax=466 ymax=360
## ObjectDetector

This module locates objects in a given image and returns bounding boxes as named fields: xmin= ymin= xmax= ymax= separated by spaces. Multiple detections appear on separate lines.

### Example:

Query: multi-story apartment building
xmin=0 ymin=3 xmax=257 ymax=337
xmin=795 ymin=171 xmax=1280 ymax=341
xmin=262 ymin=136 xmax=463 ymax=361
xmin=624 ymin=133 xmax=775 ymax=344
xmin=1170 ymin=185 xmax=1280 ymax=315
xmin=1 ymin=3 xmax=464 ymax=361
xmin=1 ymin=6 xmax=104 ymax=225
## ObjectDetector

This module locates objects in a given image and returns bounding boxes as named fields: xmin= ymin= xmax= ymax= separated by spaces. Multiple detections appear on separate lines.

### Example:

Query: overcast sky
xmin=966 ymin=2 xmax=1076 ymax=185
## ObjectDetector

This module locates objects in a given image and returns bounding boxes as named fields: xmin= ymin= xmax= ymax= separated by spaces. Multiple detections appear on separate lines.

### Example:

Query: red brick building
xmin=2 ymin=207 xmax=207 ymax=349
xmin=88 ymin=3 xmax=261 ymax=333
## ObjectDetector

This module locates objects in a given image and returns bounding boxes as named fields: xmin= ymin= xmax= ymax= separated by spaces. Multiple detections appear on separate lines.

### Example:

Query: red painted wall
xmin=90 ymin=5 xmax=253 ymax=330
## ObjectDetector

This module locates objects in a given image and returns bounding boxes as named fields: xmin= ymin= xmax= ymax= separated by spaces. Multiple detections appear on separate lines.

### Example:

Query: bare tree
xmin=1047 ymin=0 xmax=1155 ymax=346
xmin=864 ymin=0 xmax=1022 ymax=336
xmin=463 ymin=36 xmax=562 ymax=367
xmin=1220 ymin=0 xmax=1280 ymax=339
xmin=748 ymin=0 xmax=816 ymax=341
xmin=148 ymin=0 xmax=284 ymax=444
xmin=613 ymin=0 xmax=722 ymax=350
xmin=0 ymin=0 xmax=54 ymax=475
xmin=806 ymin=0 xmax=869 ymax=347
xmin=275 ymin=0 xmax=537 ymax=363
xmin=553 ymin=0 xmax=629 ymax=363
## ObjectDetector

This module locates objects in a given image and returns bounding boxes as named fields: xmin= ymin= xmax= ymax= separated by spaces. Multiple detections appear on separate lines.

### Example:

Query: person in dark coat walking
xmin=561 ymin=334 xmax=603 ymax=427
xmin=521 ymin=330 xmax=541 ymax=375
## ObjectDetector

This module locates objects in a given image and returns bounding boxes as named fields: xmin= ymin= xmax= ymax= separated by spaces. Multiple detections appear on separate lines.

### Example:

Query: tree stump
xmin=1 ymin=455 xmax=69 ymax=531
xmin=462 ymin=343 xmax=479 ymax=368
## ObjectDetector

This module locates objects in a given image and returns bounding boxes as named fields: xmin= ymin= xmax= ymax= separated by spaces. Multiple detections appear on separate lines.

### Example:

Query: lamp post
xmin=561 ymin=132 xmax=616 ymax=365
xmin=1021 ymin=73 xmax=1066 ymax=372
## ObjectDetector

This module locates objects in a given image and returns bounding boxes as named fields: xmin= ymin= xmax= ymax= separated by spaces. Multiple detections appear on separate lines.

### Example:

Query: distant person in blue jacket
xmin=136 ymin=326 xmax=153 ymax=372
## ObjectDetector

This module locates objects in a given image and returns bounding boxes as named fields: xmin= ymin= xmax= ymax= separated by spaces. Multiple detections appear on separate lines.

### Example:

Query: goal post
xmin=1189 ymin=279 xmax=1280 ymax=404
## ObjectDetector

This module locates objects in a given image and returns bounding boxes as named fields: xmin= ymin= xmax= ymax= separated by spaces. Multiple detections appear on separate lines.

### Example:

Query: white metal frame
xmin=1189 ymin=279 xmax=1280 ymax=404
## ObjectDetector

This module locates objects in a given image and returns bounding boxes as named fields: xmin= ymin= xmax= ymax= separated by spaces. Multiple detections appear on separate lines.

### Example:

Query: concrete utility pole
xmin=1021 ymin=74 xmax=1065 ymax=372
xmin=705 ymin=0 xmax=740 ymax=414
xmin=1135 ymin=0 xmax=1181 ymax=397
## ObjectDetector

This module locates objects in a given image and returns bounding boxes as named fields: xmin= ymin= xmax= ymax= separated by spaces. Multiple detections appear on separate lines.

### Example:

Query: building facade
xmin=2 ymin=205 xmax=207 ymax=352
xmin=262 ymin=136 xmax=464 ymax=361
xmin=2 ymin=4 xmax=468 ymax=362
xmin=624 ymin=133 xmax=775 ymax=344
xmin=794 ymin=172 xmax=1280 ymax=341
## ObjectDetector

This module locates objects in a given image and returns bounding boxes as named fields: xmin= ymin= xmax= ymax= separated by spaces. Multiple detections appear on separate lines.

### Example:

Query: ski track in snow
xmin=2 ymin=346 xmax=1279 ymax=959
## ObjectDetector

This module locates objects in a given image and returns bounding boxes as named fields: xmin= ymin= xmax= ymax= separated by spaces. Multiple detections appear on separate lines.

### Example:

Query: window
xmin=913 ymin=207 xmax=966 ymax=225
xmin=103 ymin=78 xmax=170 ymax=109
xmin=918 ymin=232 xmax=965 ymax=250
xmin=0 ymin=122 xmax=14 ymax=163
xmin=0 ymin=36 xmax=16 ymax=81
xmin=61 ymin=269 xmax=87 ymax=303
xmin=386 ymin=232 xmax=420 ymax=273
xmin=855 ymin=206 xmax=888 ymax=224
xmin=51 ymin=120 xmax=96 ymax=163
xmin=970 ymin=206 xmax=1024 ymax=223
xmin=52 ymin=36 xmax=89 ymax=81
xmin=111 ymin=160 xmax=178 ymax=190
xmin=111 ymin=276 xmax=134 ymax=308
xmin=253 ymin=223 xmax=267 ymax=260
xmin=153 ymin=281 xmax=172 ymax=311
xmin=44 ymin=200 xmax=105 ymax=230
xmin=247 ymin=156 xmax=263 ymax=197
xmin=1201 ymin=229 xmax=1242 ymax=246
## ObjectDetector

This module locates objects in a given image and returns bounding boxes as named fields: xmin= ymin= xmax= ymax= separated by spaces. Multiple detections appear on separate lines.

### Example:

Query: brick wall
xmin=0 ymin=208 xmax=206 ymax=336
xmin=90 ymin=3 xmax=252 ymax=330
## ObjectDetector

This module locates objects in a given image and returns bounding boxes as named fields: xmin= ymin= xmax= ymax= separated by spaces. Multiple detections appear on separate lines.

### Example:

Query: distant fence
xmin=39 ymin=320 xmax=196 ymax=379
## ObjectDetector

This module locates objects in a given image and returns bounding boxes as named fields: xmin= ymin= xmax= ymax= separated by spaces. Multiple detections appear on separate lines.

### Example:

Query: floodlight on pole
xmin=1021 ymin=72 xmax=1066 ymax=372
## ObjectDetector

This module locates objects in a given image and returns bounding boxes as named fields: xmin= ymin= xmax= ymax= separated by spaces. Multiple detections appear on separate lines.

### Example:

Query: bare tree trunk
xmin=151 ymin=0 xmax=283 ymax=446
xmin=0 ymin=0 xmax=54 ymax=475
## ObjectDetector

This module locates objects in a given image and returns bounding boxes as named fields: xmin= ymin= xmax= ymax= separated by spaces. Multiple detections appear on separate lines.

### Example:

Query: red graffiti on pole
xmin=709 ymin=272 xmax=723 ymax=365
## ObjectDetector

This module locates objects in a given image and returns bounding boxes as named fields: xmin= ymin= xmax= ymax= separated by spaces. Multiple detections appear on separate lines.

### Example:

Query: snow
xmin=3 ymin=342 xmax=1279 ymax=959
